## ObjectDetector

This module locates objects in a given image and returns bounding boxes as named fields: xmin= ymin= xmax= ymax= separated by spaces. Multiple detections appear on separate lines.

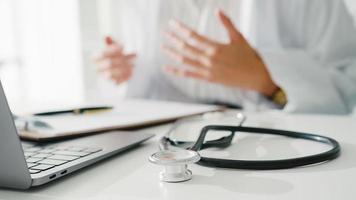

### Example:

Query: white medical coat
xmin=111 ymin=0 xmax=356 ymax=114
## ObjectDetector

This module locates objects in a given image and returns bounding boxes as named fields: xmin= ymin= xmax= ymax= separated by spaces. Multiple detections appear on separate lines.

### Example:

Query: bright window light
xmin=0 ymin=0 xmax=84 ymax=113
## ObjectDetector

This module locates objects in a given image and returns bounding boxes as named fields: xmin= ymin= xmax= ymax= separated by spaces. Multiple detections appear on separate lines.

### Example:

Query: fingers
xmin=95 ymin=49 xmax=136 ymax=85
xmin=103 ymin=65 xmax=133 ymax=85
xmin=163 ymin=31 xmax=213 ymax=69
xmin=94 ymin=46 xmax=122 ymax=62
xmin=104 ymin=36 xmax=123 ymax=49
xmin=92 ymin=36 xmax=135 ymax=84
xmin=105 ymin=36 xmax=114 ymax=45
xmin=163 ymin=65 xmax=211 ymax=81
xmin=99 ymin=36 xmax=123 ymax=58
xmin=169 ymin=20 xmax=218 ymax=51
xmin=95 ymin=36 xmax=132 ymax=62
xmin=97 ymin=54 xmax=136 ymax=71
xmin=216 ymin=9 xmax=244 ymax=43
xmin=164 ymin=31 xmax=206 ymax=57
xmin=162 ymin=45 xmax=208 ymax=69
xmin=99 ymin=56 xmax=134 ymax=85
xmin=122 ymin=53 xmax=137 ymax=61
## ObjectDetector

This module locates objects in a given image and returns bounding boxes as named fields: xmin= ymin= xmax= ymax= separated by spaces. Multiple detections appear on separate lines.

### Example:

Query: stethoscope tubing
xmin=161 ymin=125 xmax=341 ymax=170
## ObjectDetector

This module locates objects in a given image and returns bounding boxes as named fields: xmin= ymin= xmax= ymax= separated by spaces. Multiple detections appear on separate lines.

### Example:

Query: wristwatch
xmin=271 ymin=88 xmax=287 ymax=106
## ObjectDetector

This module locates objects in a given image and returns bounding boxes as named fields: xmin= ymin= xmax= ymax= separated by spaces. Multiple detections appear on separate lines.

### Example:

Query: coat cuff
xmin=258 ymin=49 xmax=347 ymax=114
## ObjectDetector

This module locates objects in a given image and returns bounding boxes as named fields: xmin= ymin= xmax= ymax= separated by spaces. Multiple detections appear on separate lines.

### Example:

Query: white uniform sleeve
xmin=258 ymin=0 xmax=356 ymax=114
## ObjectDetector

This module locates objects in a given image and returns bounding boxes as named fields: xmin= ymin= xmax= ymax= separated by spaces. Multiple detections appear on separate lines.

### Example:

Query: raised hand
xmin=94 ymin=36 xmax=136 ymax=85
xmin=162 ymin=10 xmax=278 ymax=97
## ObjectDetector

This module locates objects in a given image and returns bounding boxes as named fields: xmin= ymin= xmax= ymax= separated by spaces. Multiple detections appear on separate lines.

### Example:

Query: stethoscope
xmin=149 ymin=112 xmax=341 ymax=183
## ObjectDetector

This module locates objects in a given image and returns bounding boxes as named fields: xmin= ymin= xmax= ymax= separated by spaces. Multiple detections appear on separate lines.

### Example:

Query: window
xmin=0 ymin=0 xmax=84 ymax=113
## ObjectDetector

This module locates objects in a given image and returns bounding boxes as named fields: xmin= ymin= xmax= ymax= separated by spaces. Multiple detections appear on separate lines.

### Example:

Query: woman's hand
xmin=94 ymin=36 xmax=136 ymax=85
xmin=162 ymin=10 xmax=278 ymax=97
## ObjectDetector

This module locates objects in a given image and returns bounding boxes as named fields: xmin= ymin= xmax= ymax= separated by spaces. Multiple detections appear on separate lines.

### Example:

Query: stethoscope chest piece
xmin=149 ymin=149 xmax=200 ymax=182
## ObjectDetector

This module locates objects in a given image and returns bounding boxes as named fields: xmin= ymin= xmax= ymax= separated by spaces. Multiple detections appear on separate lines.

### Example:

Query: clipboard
xmin=18 ymin=99 xmax=223 ymax=142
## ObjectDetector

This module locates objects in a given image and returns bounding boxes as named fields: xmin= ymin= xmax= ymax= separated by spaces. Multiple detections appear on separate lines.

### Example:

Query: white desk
xmin=0 ymin=111 xmax=355 ymax=200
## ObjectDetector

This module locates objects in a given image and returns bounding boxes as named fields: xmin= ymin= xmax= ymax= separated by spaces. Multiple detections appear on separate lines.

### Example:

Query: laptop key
xmin=82 ymin=147 xmax=102 ymax=153
xmin=67 ymin=146 xmax=87 ymax=151
xmin=25 ymin=147 xmax=43 ymax=152
xmin=22 ymin=143 xmax=34 ymax=149
xmin=31 ymin=153 xmax=53 ymax=158
xmin=24 ymin=152 xmax=36 ymax=157
xmin=53 ymin=146 xmax=71 ymax=151
xmin=38 ymin=159 xmax=68 ymax=166
xmin=55 ymin=150 xmax=91 ymax=157
xmin=26 ymin=157 xmax=44 ymax=163
xmin=37 ymin=149 xmax=56 ymax=154
xmin=29 ymin=169 xmax=41 ymax=174
xmin=27 ymin=163 xmax=38 ymax=168
xmin=48 ymin=154 xmax=79 ymax=161
xmin=31 ymin=164 xmax=55 ymax=171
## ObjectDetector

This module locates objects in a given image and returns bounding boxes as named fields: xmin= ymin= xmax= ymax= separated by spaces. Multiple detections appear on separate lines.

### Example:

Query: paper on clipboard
xmin=19 ymin=99 xmax=223 ymax=142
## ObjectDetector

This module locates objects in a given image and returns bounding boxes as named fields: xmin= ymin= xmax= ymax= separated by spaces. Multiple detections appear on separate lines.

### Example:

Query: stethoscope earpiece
xmin=149 ymin=149 xmax=200 ymax=182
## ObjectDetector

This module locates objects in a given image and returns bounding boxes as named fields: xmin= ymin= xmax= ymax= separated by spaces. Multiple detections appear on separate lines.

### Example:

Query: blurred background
xmin=1 ymin=0 xmax=356 ymax=112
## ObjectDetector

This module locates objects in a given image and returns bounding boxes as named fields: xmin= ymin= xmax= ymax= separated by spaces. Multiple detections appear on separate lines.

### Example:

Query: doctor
xmin=95 ymin=0 xmax=356 ymax=114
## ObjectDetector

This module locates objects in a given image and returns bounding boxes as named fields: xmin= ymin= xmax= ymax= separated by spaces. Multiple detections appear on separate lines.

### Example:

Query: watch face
xmin=149 ymin=149 xmax=200 ymax=165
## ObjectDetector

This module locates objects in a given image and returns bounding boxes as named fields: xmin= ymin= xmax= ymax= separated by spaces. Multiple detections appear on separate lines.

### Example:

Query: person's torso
xmin=111 ymin=0 xmax=330 ymax=108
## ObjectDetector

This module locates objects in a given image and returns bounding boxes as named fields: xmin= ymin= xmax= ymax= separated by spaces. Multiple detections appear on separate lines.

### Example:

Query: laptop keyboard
xmin=23 ymin=145 xmax=102 ymax=174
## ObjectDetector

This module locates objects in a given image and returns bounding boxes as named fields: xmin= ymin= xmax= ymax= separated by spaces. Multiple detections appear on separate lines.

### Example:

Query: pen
xmin=33 ymin=106 xmax=113 ymax=116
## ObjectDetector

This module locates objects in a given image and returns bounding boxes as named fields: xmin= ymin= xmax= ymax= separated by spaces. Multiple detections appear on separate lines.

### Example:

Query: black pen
xmin=33 ymin=106 xmax=113 ymax=116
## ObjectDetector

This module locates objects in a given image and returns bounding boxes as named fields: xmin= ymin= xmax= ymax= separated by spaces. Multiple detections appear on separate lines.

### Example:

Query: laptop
xmin=0 ymin=82 xmax=154 ymax=189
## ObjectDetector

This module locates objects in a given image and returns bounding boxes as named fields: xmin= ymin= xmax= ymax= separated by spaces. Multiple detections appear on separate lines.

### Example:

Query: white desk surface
xmin=0 ymin=111 xmax=355 ymax=200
